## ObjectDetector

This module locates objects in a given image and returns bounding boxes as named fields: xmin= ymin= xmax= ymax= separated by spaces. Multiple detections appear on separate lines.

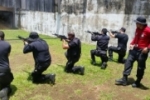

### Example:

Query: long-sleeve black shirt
xmin=67 ymin=37 xmax=81 ymax=58
xmin=0 ymin=40 xmax=11 ymax=72
xmin=115 ymin=33 xmax=128 ymax=50
xmin=23 ymin=39 xmax=51 ymax=64
xmin=91 ymin=34 xmax=110 ymax=51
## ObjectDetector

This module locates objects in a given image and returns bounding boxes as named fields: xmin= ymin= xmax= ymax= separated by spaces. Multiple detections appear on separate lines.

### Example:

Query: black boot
xmin=72 ymin=66 xmax=85 ymax=75
xmin=80 ymin=67 xmax=85 ymax=75
xmin=0 ymin=87 xmax=11 ymax=100
xmin=50 ymin=74 xmax=56 ymax=85
xmin=132 ymin=79 xmax=141 ymax=88
xmin=101 ymin=62 xmax=107 ymax=69
xmin=115 ymin=75 xmax=128 ymax=86
xmin=46 ymin=74 xmax=56 ymax=85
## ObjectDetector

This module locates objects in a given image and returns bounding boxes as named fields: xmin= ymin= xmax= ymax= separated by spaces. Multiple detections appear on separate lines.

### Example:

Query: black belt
xmin=0 ymin=67 xmax=10 ymax=73
xmin=133 ymin=47 xmax=142 ymax=51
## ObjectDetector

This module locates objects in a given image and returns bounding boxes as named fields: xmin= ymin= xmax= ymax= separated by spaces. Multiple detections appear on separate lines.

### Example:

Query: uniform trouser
xmin=108 ymin=46 xmax=126 ymax=62
xmin=31 ymin=61 xmax=51 ymax=83
xmin=123 ymin=48 xmax=148 ymax=80
xmin=0 ymin=71 xmax=13 ymax=89
xmin=0 ymin=71 xmax=13 ymax=99
xmin=65 ymin=53 xmax=82 ymax=73
xmin=90 ymin=49 xmax=108 ymax=63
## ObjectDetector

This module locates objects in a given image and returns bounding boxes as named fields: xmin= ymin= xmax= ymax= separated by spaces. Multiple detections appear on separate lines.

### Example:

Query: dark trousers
xmin=91 ymin=49 xmax=108 ymax=63
xmin=0 ymin=71 xmax=13 ymax=100
xmin=31 ymin=61 xmax=51 ymax=83
xmin=65 ymin=53 xmax=82 ymax=73
xmin=108 ymin=46 xmax=126 ymax=62
xmin=0 ymin=71 xmax=13 ymax=89
xmin=123 ymin=48 xmax=148 ymax=80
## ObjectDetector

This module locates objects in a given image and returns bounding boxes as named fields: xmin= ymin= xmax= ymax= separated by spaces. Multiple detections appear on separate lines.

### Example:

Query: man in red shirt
xmin=115 ymin=16 xmax=150 ymax=88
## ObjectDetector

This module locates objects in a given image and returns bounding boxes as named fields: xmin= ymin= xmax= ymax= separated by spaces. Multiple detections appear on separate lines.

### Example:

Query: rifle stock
xmin=110 ymin=31 xmax=118 ymax=35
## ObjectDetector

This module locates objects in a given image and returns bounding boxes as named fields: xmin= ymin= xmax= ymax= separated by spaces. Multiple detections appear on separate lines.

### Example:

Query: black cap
xmin=120 ymin=27 xmax=126 ymax=32
xmin=102 ymin=28 xmax=108 ymax=34
xmin=68 ymin=32 xmax=75 ymax=37
xmin=28 ymin=32 xmax=39 ymax=41
xmin=134 ymin=16 xmax=147 ymax=25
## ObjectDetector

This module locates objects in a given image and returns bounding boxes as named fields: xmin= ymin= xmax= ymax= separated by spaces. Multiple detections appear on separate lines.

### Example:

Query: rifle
xmin=5 ymin=38 xmax=20 ymax=41
xmin=86 ymin=30 xmax=100 ymax=35
xmin=53 ymin=34 xmax=68 ymax=41
xmin=108 ymin=29 xmax=117 ymax=33
xmin=5 ymin=35 xmax=55 ymax=41
xmin=17 ymin=35 xmax=35 ymax=44
xmin=18 ymin=35 xmax=28 ymax=41
xmin=110 ymin=30 xmax=119 ymax=35
xmin=111 ymin=31 xmax=118 ymax=33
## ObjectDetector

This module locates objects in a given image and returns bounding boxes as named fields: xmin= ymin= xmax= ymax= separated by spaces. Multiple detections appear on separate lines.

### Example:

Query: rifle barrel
xmin=5 ymin=37 xmax=56 ymax=41
xmin=6 ymin=39 xmax=20 ymax=41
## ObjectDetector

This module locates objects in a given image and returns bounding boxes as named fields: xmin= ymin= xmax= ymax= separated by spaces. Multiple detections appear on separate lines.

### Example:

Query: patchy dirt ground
xmin=10 ymin=52 xmax=150 ymax=100
xmin=6 ymin=35 xmax=150 ymax=100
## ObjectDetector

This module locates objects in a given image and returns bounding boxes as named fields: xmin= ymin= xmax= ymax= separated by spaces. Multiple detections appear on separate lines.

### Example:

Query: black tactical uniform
xmin=23 ymin=32 xmax=55 ymax=84
xmin=108 ymin=28 xmax=128 ymax=63
xmin=65 ymin=37 xmax=84 ymax=75
xmin=0 ymin=31 xmax=14 ymax=100
xmin=91 ymin=28 xmax=110 ymax=69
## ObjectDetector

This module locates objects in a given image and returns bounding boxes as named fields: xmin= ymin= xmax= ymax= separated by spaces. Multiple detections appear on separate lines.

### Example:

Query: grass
xmin=1 ymin=30 xmax=150 ymax=100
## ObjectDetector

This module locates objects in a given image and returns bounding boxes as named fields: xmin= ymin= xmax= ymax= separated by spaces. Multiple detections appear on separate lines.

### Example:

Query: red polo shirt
xmin=131 ymin=26 xmax=150 ymax=49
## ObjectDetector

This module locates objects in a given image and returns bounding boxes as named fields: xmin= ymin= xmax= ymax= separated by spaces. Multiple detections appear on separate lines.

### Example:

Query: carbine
xmin=52 ymin=34 xmax=68 ymax=41
xmin=85 ymin=30 xmax=100 ymax=35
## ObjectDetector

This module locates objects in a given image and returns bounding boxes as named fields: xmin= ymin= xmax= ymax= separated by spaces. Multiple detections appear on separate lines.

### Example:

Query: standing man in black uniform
xmin=0 ymin=31 xmax=14 ymax=100
xmin=108 ymin=27 xmax=128 ymax=63
xmin=90 ymin=28 xmax=110 ymax=69
xmin=23 ymin=32 xmax=55 ymax=84
xmin=62 ymin=32 xmax=84 ymax=75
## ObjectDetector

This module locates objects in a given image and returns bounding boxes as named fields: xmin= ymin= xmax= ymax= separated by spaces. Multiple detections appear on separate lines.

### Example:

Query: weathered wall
xmin=0 ymin=0 xmax=150 ymax=45
xmin=20 ymin=11 xmax=56 ymax=35
xmin=0 ymin=0 xmax=55 ymax=12
xmin=18 ymin=0 xmax=127 ymax=45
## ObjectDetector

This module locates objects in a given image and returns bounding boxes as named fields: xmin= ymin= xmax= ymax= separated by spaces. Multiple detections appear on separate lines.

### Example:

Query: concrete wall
xmin=15 ymin=0 xmax=150 ymax=46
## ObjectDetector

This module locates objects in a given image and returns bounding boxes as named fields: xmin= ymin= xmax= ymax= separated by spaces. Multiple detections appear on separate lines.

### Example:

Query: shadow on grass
xmin=57 ymin=64 xmax=65 ymax=68
xmin=91 ymin=63 xmax=102 ymax=67
xmin=57 ymin=64 xmax=85 ymax=76
xmin=128 ymin=77 xmax=135 ymax=85
xmin=139 ymin=84 xmax=149 ymax=90
xmin=89 ymin=59 xmax=102 ymax=67
xmin=23 ymin=70 xmax=32 ymax=81
xmin=90 ymin=60 xmax=108 ymax=70
xmin=128 ymin=77 xmax=149 ymax=90
xmin=108 ymin=59 xmax=126 ymax=64
xmin=23 ymin=70 xmax=55 ymax=85
xmin=10 ymin=84 xmax=17 ymax=96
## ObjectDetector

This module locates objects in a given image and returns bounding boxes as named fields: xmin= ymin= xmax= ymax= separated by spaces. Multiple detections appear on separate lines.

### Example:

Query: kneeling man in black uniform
xmin=90 ymin=28 xmax=110 ymax=69
xmin=0 ymin=31 xmax=14 ymax=100
xmin=62 ymin=32 xmax=84 ymax=75
xmin=23 ymin=32 xmax=55 ymax=84
xmin=108 ymin=27 xmax=128 ymax=63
